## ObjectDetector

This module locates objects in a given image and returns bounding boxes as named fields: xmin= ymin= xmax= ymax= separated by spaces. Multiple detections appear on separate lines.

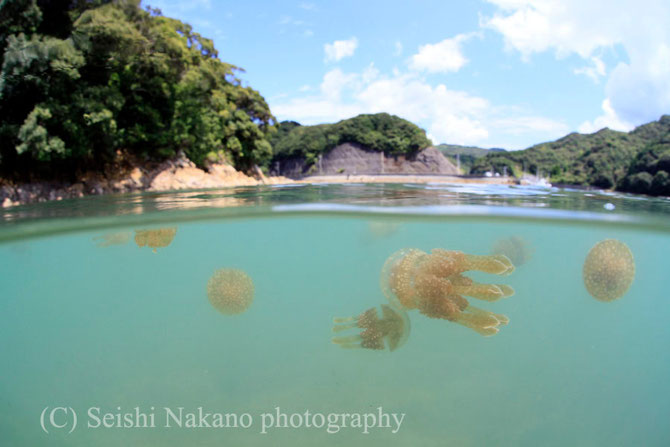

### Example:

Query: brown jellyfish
xmin=583 ymin=239 xmax=635 ymax=302
xmin=207 ymin=268 xmax=254 ymax=315
xmin=492 ymin=236 xmax=533 ymax=266
xmin=134 ymin=228 xmax=177 ymax=253
xmin=380 ymin=248 xmax=515 ymax=336
xmin=332 ymin=303 xmax=410 ymax=351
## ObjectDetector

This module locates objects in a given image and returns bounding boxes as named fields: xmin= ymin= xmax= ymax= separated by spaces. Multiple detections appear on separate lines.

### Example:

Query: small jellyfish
xmin=332 ymin=303 xmax=410 ymax=351
xmin=134 ymin=228 xmax=177 ymax=253
xmin=583 ymin=239 xmax=635 ymax=302
xmin=367 ymin=221 xmax=401 ymax=239
xmin=207 ymin=268 xmax=254 ymax=315
xmin=492 ymin=236 xmax=533 ymax=266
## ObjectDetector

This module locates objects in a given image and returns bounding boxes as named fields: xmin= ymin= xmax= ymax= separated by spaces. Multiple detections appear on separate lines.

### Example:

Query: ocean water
xmin=1 ymin=183 xmax=669 ymax=446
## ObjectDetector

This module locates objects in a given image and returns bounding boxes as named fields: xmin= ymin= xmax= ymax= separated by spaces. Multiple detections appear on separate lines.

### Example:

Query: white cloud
xmin=324 ymin=37 xmax=359 ymax=63
xmin=409 ymin=34 xmax=471 ymax=73
xmin=574 ymin=56 xmax=606 ymax=82
xmin=483 ymin=0 xmax=670 ymax=125
xmin=271 ymin=67 xmax=568 ymax=147
xmin=578 ymin=99 xmax=634 ymax=133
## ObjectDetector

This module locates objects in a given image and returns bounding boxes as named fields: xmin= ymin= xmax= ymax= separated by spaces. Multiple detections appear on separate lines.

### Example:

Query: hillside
xmin=436 ymin=144 xmax=502 ymax=174
xmin=618 ymin=140 xmax=670 ymax=195
xmin=470 ymin=116 xmax=670 ymax=192
xmin=269 ymin=113 xmax=432 ymax=167
xmin=0 ymin=0 xmax=273 ymax=182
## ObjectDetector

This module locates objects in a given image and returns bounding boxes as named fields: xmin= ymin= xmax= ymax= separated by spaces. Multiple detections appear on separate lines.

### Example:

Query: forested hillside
xmin=270 ymin=113 xmax=432 ymax=167
xmin=436 ymin=144 xmax=495 ymax=174
xmin=0 ymin=0 xmax=274 ymax=181
xmin=470 ymin=116 xmax=670 ymax=193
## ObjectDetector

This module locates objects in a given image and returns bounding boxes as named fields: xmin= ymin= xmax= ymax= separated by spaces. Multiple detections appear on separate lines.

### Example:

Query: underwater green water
xmin=1 ymin=183 xmax=669 ymax=446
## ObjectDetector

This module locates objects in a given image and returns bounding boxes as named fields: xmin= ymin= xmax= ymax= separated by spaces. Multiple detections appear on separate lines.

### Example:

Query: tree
xmin=0 ymin=0 xmax=274 ymax=179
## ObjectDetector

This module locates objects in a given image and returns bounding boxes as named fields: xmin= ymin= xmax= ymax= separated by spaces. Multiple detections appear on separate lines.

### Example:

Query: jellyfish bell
xmin=207 ymin=268 xmax=254 ymax=315
xmin=134 ymin=228 xmax=177 ymax=253
xmin=491 ymin=236 xmax=533 ymax=267
xmin=583 ymin=239 xmax=635 ymax=302
xmin=380 ymin=248 xmax=427 ymax=310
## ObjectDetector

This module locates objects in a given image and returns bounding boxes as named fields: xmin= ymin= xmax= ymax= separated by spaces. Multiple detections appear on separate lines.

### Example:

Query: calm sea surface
xmin=1 ymin=183 xmax=669 ymax=446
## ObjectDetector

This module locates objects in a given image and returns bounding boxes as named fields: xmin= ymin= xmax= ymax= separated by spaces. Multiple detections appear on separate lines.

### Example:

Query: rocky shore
xmin=0 ymin=147 xmax=513 ymax=208
xmin=0 ymin=153 xmax=291 ymax=207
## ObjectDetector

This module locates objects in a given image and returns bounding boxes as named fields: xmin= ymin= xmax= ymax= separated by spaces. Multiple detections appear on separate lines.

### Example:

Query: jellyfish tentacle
xmin=453 ymin=283 xmax=515 ymax=301
xmin=453 ymin=305 xmax=510 ymax=337
xmin=332 ymin=334 xmax=363 ymax=344
xmin=458 ymin=306 xmax=501 ymax=328
xmin=332 ymin=322 xmax=358 ymax=332
xmin=333 ymin=316 xmax=357 ymax=324
xmin=463 ymin=254 xmax=515 ymax=275
xmin=493 ymin=313 xmax=510 ymax=325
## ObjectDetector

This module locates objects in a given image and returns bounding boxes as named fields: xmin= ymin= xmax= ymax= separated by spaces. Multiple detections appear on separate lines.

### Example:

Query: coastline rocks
xmin=273 ymin=143 xmax=459 ymax=178
xmin=0 ymin=153 xmax=291 ymax=206
xmin=148 ymin=158 xmax=259 ymax=191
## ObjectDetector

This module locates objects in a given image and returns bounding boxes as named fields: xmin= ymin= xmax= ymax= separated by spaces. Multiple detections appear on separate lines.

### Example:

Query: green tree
xmin=0 ymin=0 xmax=274 ymax=179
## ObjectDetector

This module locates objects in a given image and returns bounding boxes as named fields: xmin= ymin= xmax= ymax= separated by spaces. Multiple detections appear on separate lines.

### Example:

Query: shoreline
xmin=296 ymin=174 xmax=515 ymax=185
xmin=0 ymin=151 xmax=524 ymax=207
xmin=0 ymin=171 xmax=517 ymax=208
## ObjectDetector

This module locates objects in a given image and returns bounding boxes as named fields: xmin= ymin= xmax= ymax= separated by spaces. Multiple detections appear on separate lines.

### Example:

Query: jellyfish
xmin=583 ymin=239 xmax=635 ymax=302
xmin=134 ymin=228 xmax=177 ymax=253
xmin=367 ymin=221 xmax=401 ymax=239
xmin=380 ymin=248 xmax=515 ymax=336
xmin=492 ymin=235 xmax=533 ymax=266
xmin=207 ymin=268 xmax=254 ymax=315
xmin=332 ymin=303 xmax=410 ymax=351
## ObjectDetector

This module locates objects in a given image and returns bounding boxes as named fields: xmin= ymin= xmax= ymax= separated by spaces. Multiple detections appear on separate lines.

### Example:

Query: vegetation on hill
xmin=436 ymin=144 xmax=496 ymax=174
xmin=0 ymin=0 xmax=274 ymax=181
xmin=470 ymin=116 xmax=670 ymax=193
xmin=0 ymin=1 xmax=668 ymax=197
xmin=618 ymin=140 xmax=670 ymax=196
xmin=270 ymin=113 xmax=432 ymax=166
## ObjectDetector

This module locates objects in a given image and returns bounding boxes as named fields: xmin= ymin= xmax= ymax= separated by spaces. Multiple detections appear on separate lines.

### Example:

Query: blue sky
xmin=145 ymin=0 xmax=670 ymax=149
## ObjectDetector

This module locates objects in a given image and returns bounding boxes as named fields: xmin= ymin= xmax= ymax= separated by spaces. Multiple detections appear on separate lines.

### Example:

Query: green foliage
xmin=618 ymin=135 xmax=670 ymax=195
xmin=16 ymin=105 xmax=65 ymax=159
xmin=469 ymin=116 xmax=670 ymax=196
xmin=436 ymin=144 xmax=492 ymax=173
xmin=272 ymin=113 xmax=432 ymax=165
xmin=0 ymin=0 xmax=274 ymax=179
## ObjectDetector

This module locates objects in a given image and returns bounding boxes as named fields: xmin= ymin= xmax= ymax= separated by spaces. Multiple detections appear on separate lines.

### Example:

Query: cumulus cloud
xmin=324 ymin=37 xmax=359 ymax=63
xmin=578 ymin=99 xmax=634 ymax=133
xmin=574 ymin=56 xmax=606 ymax=82
xmin=409 ymin=34 xmax=471 ymax=73
xmin=271 ymin=67 xmax=568 ymax=147
xmin=483 ymin=0 xmax=670 ymax=126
